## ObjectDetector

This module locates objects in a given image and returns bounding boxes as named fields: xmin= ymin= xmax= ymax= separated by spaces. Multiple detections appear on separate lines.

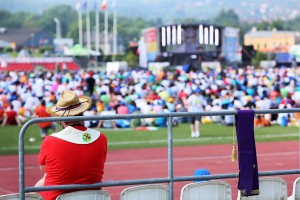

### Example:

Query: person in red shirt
xmin=1 ymin=104 xmax=21 ymax=126
xmin=34 ymin=90 xmax=107 ymax=200
xmin=0 ymin=106 xmax=4 ymax=124
xmin=33 ymin=100 xmax=56 ymax=139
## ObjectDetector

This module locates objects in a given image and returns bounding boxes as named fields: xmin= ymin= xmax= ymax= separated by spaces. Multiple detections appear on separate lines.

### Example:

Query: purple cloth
xmin=235 ymin=110 xmax=259 ymax=196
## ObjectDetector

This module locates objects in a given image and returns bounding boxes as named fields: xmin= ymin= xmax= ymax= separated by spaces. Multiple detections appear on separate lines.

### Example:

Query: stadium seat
xmin=288 ymin=177 xmax=300 ymax=200
xmin=237 ymin=177 xmax=287 ymax=200
xmin=120 ymin=184 xmax=168 ymax=200
xmin=0 ymin=193 xmax=44 ymax=199
xmin=56 ymin=190 xmax=111 ymax=200
xmin=180 ymin=180 xmax=232 ymax=200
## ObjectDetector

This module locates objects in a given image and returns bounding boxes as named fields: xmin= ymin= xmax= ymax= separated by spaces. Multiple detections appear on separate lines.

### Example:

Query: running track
xmin=0 ymin=141 xmax=299 ymax=200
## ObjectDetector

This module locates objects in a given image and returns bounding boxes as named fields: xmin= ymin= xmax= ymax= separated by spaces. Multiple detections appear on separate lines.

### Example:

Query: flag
xmin=82 ymin=0 xmax=88 ymax=11
xmin=111 ymin=1 xmax=116 ymax=8
xmin=101 ymin=0 xmax=107 ymax=11
xmin=76 ymin=0 xmax=81 ymax=10
xmin=93 ymin=0 xmax=98 ymax=11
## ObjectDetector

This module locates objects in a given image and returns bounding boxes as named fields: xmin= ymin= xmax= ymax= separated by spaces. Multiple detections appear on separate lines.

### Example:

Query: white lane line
xmin=1 ymin=151 xmax=297 ymax=172
xmin=106 ymin=151 xmax=299 ymax=165
xmin=109 ymin=133 xmax=299 ymax=145
xmin=0 ymin=166 xmax=38 ymax=171
xmin=0 ymin=188 xmax=15 ymax=193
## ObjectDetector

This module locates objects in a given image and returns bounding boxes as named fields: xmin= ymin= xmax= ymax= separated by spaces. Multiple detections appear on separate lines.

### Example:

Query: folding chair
xmin=237 ymin=177 xmax=287 ymax=200
xmin=180 ymin=180 xmax=232 ymax=200
xmin=288 ymin=177 xmax=300 ymax=200
xmin=0 ymin=193 xmax=44 ymax=200
xmin=120 ymin=184 xmax=168 ymax=200
xmin=56 ymin=190 xmax=111 ymax=200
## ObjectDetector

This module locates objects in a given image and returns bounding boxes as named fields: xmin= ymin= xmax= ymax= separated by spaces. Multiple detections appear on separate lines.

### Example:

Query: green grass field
xmin=0 ymin=122 xmax=299 ymax=155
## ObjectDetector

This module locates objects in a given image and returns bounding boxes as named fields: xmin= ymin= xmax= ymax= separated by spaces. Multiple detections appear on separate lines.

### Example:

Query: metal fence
xmin=18 ymin=108 xmax=300 ymax=200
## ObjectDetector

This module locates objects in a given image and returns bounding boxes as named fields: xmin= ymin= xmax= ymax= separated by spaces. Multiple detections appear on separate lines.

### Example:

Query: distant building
xmin=0 ymin=28 xmax=54 ymax=51
xmin=244 ymin=27 xmax=300 ymax=53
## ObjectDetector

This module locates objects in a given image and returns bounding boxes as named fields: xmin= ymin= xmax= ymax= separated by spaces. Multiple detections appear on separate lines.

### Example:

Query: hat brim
xmin=47 ymin=96 xmax=92 ymax=117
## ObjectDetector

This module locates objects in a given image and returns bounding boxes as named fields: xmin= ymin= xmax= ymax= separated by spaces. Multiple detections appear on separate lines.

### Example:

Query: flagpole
xmin=113 ymin=1 xmax=117 ymax=57
xmin=77 ymin=0 xmax=83 ymax=46
xmin=104 ymin=8 xmax=108 ymax=55
xmin=86 ymin=6 xmax=91 ymax=51
xmin=78 ymin=9 xmax=83 ymax=46
xmin=95 ymin=3 xmax=100 ymax=53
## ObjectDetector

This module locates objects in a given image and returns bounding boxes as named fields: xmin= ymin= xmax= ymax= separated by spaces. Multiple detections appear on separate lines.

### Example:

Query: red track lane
xmin=0 ymin=141 xmax=299 ymax=200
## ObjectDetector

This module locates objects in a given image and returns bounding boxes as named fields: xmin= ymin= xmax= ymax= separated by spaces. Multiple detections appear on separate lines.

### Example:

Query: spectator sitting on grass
xmin=1 ymin=104 xmax=22 ymax=127
xmin=32 ymin=100 xmax=57 ymax=139
xmin=0 ymin=105 xmax=4 ymax=124
xmin=254 ymin=114 xmax=270 ymax=127
xmin=97 ymin=105 xmax=118 ymax=129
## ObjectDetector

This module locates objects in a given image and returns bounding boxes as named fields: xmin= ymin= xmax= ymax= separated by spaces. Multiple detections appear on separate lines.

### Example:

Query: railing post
xmin=167 ymin=117 xmax=174 ymax=200
xmin=19 ymin=124 xmax=27 ymax=200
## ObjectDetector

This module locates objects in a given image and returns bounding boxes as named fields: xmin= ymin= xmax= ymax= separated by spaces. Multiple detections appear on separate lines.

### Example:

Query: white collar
xmin=51 ymin=126 xmax=100 ymax=144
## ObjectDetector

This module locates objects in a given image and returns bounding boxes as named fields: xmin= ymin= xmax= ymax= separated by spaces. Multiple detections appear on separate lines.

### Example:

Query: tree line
xmin=0 ymin=5 xmax=300 ymax=48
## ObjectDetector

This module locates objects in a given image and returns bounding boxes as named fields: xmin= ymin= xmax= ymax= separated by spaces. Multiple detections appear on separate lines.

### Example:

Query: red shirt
xmin=148 ymin=93 xmax=160 ymax=101
xmin=34 ymin=105 xmax=52 ymax=128
xmin=178 ymin=91 xmax=188 ymax=99
xmin=38 ymin=126 xmax=107 ymax=200
xmin=5 ymin=110 xmax=18 ymax=125
xmin=0 ymin=108 xmax=4 ymax=120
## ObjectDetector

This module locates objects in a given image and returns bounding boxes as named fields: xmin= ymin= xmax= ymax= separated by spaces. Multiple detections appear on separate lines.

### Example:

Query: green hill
xmin=0 ymin=0 xmax=299 ymax=22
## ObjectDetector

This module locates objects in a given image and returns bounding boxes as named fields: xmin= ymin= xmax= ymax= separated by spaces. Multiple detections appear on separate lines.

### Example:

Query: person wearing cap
xmin=187 ymin=87 xmax=207 ymax=137
xmin=34 ymin=90 xmax=107 ymax=200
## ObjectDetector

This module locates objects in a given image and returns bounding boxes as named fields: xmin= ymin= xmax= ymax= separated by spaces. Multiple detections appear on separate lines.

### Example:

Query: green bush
xmin=125 ymin=51 xmax=139 ymax=67
xmin=3 ymin=47 xmax=13 ymax=53
xmin=253 ymin=52 xmax=268 ymax=67
xmin=38 ymin=46 xmax=54 ymax=54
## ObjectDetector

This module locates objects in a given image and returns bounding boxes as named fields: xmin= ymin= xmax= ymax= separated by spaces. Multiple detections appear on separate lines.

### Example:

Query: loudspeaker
xmin=242 ymin=45 xmax=255 ymax=62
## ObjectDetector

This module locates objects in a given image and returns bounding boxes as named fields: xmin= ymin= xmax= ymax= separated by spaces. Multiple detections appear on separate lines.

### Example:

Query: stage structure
xmin=140 ymin=23 xmax=240 ymax=68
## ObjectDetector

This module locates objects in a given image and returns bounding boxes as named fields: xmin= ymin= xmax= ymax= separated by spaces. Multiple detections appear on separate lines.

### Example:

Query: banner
xmin=143 ymin=27 xmax=158 ymax=62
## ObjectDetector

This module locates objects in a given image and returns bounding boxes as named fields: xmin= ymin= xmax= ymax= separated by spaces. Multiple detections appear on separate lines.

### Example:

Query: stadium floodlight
xmin=161 ymin=27 xmax=166 ymax=47
xmin=167 ymin=26 xmax=171 ymax=45
xmin=199 ymin=25 xmax=203 ymax=44
xmin=204 ymin=27 xmax=209 ymax=45
xmin=210 ymin=26 xmax=214 ymax=45
xmin=172 ymin=26 xmax=177 ymax=45
xmin=177 ymin=25 xmax=181 ymax=44
xmin=215 ymin=29 xmax=219 ymax=46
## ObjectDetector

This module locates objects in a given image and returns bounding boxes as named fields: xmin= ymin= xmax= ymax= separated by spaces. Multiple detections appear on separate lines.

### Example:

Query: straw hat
xmin=47 ymin=90 xmax=92 ymax=117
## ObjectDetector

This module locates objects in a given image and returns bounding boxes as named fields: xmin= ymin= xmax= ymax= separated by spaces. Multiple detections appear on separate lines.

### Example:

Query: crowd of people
xmin=1 ymin=65 xmax=300 ymax=138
